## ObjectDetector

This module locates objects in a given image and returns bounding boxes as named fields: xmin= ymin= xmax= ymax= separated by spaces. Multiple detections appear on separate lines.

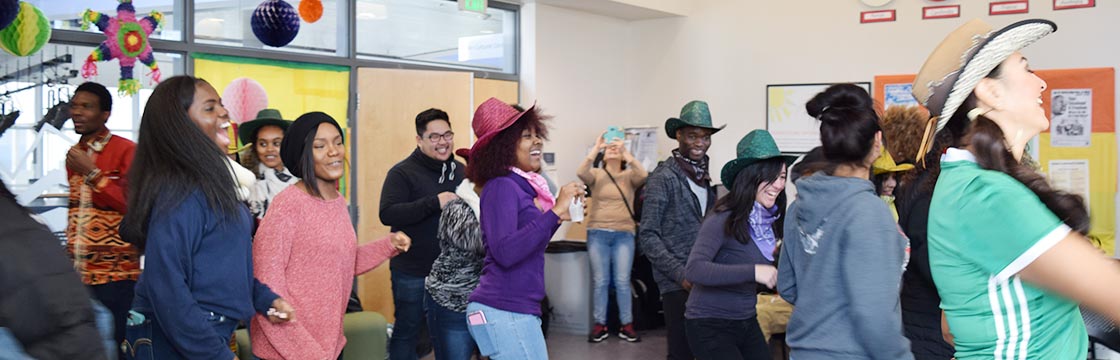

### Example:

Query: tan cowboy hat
xmin=910 ymin=18 xmax=1056 ymax=161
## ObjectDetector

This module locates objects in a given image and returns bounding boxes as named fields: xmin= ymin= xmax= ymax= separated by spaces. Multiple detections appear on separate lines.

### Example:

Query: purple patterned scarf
xmin=749 ymin=202 xmax=780 ymax=261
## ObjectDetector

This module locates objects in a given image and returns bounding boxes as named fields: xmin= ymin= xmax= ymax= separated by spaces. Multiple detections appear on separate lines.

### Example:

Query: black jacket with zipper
xmin=380 ymin=148 xmax=465 ymax=276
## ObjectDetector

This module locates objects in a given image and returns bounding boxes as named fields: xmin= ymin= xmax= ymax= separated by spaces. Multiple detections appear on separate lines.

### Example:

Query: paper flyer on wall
xmin=625 ymin=126 xmax=660 ymax=171
xmin=1048 ymin=159 xmax=1091 ymax=211
xmin=884 ymin=83 xmax=919 ymax=108
xmin=1050 ymin=89 xmax=1092 ymax=147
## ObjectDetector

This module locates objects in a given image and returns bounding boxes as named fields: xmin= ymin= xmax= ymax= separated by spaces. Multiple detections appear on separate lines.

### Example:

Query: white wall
xmin=520 ymin=3 xmax=635 ymax=186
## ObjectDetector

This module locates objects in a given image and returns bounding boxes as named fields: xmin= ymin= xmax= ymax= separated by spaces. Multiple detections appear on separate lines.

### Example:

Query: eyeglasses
xmin=426 ymin=131 xmax=454 ymax=143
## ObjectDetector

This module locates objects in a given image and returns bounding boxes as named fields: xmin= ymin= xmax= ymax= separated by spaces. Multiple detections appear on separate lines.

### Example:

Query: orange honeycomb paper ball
xmin=298 ymin=0 xmax=322 ymax=23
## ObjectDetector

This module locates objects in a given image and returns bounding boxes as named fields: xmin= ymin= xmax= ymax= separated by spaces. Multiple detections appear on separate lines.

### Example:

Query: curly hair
xmin=238 ymin=146 xmax=261 ymax=173
xmin=880 ymin=105 xmax=930 ymax=164
xmin=465 ymin=107 xmax=551 ymax=186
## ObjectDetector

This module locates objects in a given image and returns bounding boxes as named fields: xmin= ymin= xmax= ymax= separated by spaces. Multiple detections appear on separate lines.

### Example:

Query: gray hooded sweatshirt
xmin=778 ymin=173 xmax=913 ymax=360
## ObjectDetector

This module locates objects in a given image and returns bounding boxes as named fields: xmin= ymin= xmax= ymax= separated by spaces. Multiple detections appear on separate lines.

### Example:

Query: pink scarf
xmin=509 ymin=167 xmax=555 ymax=211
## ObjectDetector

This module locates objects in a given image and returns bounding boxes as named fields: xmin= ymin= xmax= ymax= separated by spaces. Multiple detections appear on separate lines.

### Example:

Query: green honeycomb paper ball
xmin=0 ymin=1 xmax=51 ymax=57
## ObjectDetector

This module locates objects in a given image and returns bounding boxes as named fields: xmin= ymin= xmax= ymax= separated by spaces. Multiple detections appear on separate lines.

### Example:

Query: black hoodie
xmin=380 ymin=148 xmax=465 ymax=276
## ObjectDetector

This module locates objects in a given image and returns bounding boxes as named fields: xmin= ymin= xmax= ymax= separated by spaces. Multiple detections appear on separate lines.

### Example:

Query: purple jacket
xmin=468 ymin=173 xmax=561 ymax=316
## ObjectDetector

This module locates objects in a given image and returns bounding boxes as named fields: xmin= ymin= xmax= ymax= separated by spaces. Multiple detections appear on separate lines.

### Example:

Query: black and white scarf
xmin=672 ymin=148 xmax=711 ymax=185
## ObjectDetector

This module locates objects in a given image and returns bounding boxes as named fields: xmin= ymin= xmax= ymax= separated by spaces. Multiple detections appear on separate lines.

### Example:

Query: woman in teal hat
xmin=682 ymin=129 xmax=794 ymax=359
xmin=576 ymin=126 xmax=648 ymax=343
xmin=239 ymin=109 xmax=299 ymax=219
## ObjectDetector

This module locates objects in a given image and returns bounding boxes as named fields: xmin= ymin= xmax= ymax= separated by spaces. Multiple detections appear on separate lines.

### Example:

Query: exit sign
xmin=459 ymin=0 xmax=487 ymax=14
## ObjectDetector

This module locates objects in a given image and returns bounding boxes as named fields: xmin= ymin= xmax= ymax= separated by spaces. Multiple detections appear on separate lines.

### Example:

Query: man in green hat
xmin=638 ymin=100 xmax=724 ymax=360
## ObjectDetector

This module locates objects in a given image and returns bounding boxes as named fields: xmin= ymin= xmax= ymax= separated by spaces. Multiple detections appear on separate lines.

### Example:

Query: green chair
xmin=235 ymin=328 xmax=252 ymax=360
xmin=233 ymin=311 xmax=388 ymax=360
xmin=343 ymin=311 xmax=388 ymax=360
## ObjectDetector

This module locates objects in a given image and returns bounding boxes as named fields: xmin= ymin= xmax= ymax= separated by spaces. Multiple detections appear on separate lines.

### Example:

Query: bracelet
xmin=84 ymin=169 xmax=103 ymax=187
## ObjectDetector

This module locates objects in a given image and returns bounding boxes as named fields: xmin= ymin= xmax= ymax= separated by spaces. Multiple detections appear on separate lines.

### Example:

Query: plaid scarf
xmin=672 ymin=148 xmax=711 ymax=185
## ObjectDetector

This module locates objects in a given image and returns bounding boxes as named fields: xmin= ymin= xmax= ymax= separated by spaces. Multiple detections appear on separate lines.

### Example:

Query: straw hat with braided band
xmin=910 ymin=19 xmax=1056 ymax=163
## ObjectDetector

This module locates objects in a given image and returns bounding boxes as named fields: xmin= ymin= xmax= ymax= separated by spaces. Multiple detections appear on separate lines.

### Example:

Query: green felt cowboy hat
xmin=665 ymin=100 xmax=725 ymax=139
xmin=238 ymin=109 xmax=291 ymax=146
xmin=720 ymin=129 xmax=798 ymax=188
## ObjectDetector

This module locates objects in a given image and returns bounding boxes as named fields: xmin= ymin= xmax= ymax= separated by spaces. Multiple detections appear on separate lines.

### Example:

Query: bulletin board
xmin=1037 ymin=67 xmax=1115 ymax=254
xmin=874 ymin=68 xmax=1117 ymax=254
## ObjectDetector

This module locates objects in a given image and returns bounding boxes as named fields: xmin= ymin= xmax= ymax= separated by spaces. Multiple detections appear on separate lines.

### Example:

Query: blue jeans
xmin=587 ymin=229 xmax=635 ymax=325
xmin=0 ymin=328 xmax=32 ymax=360
xmin=425 ymin=293 xmax=476 ymax=360
xmin=91 ymin=300 xmax=118 ymax=360
xmin=466 ymin=302 xmax=547 ymax=359
xmin=0 ymin=302 xmax=116 ymax=360
xmin=90 ymin=280 xmax=136 ymax=359
xmin=121 ymin=310 xmax=237 ymax=360
xmin=390 ymin=269 xmax=429 ymax=360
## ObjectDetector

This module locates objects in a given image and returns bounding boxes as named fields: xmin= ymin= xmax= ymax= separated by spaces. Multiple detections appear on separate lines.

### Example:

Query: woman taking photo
xmin=777 ymin=83 xmax=913 ymax=360
xmin=249 ymin=111 xmax=409 ymax=360
xmin=914 ymin=19 xmax=1120 ymax=359
xmin=683 ymin=129 xmax=794 ymax=360
xmin=462 ymin=98 xmax=585 ymax=359
xmin=576 ymin=127 xmax=647 ymax=343
xmin=238 ymin=108 xmax=298 ymax=219
xmin=120 ymin=75 xmax=294 ymax=359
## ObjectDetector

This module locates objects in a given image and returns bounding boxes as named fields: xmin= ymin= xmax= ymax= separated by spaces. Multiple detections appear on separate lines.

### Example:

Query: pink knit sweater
xmin=250 ymin=186 xmax=398 ymax=360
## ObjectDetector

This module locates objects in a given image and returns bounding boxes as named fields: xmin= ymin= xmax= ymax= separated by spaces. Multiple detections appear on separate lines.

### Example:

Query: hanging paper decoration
xmin=251 ymin=0 xmax=300 ymax=47
xmin=223 ymin=78 xmax=270 ymax=124
xmin=0 ymin=1 xmax=50 ymax=57
xmin=0 ymin=0 xmax=19 ymax=30
xmin=298 ymin=0 xmax=323 ymax=23
xmin=80 ymin=0 xmax=163 ymax=96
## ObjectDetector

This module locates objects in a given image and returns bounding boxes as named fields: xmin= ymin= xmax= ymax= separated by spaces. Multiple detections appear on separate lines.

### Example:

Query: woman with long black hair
xmin=120 ymin=75 xmax=293 ymax=359
xmin=682 ymin=129 xmax=794 ymax=360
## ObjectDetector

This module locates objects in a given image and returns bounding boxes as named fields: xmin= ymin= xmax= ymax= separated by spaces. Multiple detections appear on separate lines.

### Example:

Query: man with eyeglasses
xmin=380 ymin=108 xmax=465 ymax=360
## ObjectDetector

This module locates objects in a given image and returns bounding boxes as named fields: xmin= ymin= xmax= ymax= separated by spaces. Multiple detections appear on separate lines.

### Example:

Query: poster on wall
xmin=1050 ymin=88 xmax=1092 ymax=147
xmin=884 ymin=83 xmax=918 ymax=107
xmin=624 ymin=126 xmax=659 ymax=172
xmin=766 ymin=82 xmax=871 ymax=152
xmin=873 ymin=74 xmax=922 ymax=112
xmin=1048 ymin=159 xmax=1091 ymax=210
